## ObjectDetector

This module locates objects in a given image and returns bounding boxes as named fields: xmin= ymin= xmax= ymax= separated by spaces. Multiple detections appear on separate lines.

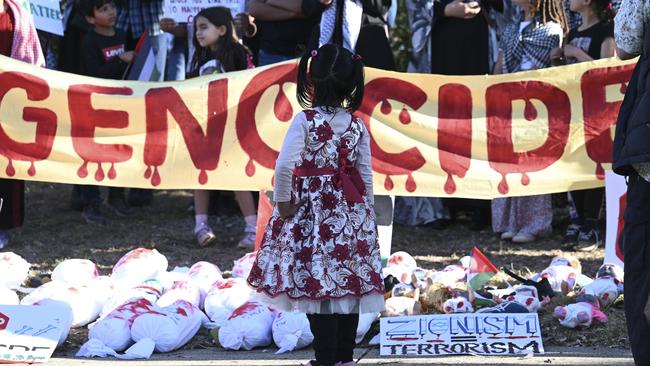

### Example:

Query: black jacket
xmin=612 ymin=25 xmax=650 ymax=176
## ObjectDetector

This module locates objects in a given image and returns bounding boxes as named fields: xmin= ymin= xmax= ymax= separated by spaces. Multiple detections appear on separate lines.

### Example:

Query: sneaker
xmin=562 ymin=223 xmax=581 ymax=248
xmin=238 ymin=230 xmax=256 ymax=249
xmin=301 ymin=361 xmax=318 ymax=366
xmin=512 ymin=232 xmax=536 ymax=243
xmin=575 ymin=229 xmax=601 ymax=252
xmin=500 ymin=231 xmax=516 ymax=240
xmin=82 ymin=203 xmax=108 ymax=225
xmin=195 ymin=225 xmax=217 ymax=247
xmin=105 ymin=198 xmax=133 ymax=217
xmin=0 ymin=230 xmax=8 ymax=249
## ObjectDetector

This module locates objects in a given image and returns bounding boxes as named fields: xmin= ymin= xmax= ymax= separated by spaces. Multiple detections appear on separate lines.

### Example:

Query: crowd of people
xmin=0 ymin=0 xmax=625 ymax=251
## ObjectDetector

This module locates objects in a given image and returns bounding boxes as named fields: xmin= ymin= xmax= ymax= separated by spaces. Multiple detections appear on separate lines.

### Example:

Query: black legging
xmin=570 ymin=188 xmax=605 ymax=222
xmin=307 ymin=313 xmax=359 ymax=366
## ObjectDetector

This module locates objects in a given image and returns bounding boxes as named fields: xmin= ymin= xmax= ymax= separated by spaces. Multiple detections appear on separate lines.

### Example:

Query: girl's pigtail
xmin=296 ymin=51 xmax=314 ymax=110
xmin=347 ymin=55 xmax=365 ymax=112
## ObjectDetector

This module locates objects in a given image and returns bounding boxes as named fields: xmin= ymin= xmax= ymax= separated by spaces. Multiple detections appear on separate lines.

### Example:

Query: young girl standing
xmin=247 ymin=43 xmax=384 ymax=366
xmin=492 ymin=0 xmax=568 ymax=243
xmin=189 ymin=7 xmax=257 ymax=248
xmin=550 ymin=0 xmax=616 ymax=251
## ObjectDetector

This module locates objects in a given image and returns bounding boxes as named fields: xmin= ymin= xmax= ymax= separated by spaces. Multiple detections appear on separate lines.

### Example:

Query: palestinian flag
xmin=125 ymin=31 xmax=162 ymax=81
xmin=467 ymin=246 xmax=498 ymax=291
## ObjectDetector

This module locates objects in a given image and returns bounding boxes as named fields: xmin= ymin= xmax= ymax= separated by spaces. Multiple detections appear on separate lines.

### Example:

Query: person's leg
xmin=335 ymin=313 xmax=359 ymax=364
xmin=307 ymin=314 xmax=338 ymax=366
xmin=106 ymin=187 xmax=133 ymax=217
xmin=575 ymin=188 xmax=605 ymax=251
xmin=623 ymin=221 xmax=650 ymax=365
xmin=79 ymin=185 xmax=107 ymax=225
xmin=235 ymin=191 xmax=257 ymax=249
xmin=512 ymin=195 xmax=552 ymax=243
xmin=194 ymin=190 xmax=215 ymax=246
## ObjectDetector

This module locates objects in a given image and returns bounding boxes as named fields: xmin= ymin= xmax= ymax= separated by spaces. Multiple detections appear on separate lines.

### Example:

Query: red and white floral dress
xmin=247 ymin=108 xmax=385 ymax=314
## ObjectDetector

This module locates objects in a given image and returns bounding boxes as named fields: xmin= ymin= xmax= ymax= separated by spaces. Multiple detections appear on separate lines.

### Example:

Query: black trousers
xmin=623 ymin=174 xmax=650 ymax=366
xmin=307 ymin=313 xmax=359 ymax=366
xmin=570 ymin=188 xmax=605 ymax=222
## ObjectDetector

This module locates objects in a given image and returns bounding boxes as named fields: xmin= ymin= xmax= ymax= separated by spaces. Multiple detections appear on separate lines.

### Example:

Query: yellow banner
xmin=0 ymin=55 xmax=636 ymax=198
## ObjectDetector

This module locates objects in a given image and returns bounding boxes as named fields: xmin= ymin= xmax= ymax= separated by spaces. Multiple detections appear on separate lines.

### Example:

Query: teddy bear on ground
xmin=537 ymin=254 xmax=582 ymax=294
xmin=577 ymin=263 xmax=624 ymax=308
xmin=497 ymin=285 xmax=551 ymax=313
xmin=553 ymin=295 xmax=607 ymax=329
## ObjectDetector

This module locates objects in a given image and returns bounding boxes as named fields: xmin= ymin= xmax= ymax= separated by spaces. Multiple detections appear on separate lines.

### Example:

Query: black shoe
xmin=562 ymin=223 xmax=580 ymax=249
xmin=469 ymin=209 xmax=487 ymax=231
xmin=127 ymin=189 xmax=153 ymax=207
xmin=575 ymin=229 xmax=602 ymax=252
xmin=82 ymin=203 xmax=108 ymax=225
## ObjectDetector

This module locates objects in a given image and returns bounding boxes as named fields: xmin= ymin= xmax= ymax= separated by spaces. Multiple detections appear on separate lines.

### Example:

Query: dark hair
xmin=296 ymin=44 xmax=365 ymax=113
xmin=79 ymin=0 xmax=115 ymax=18
xmin=531 ymin=0 xmax=569 ymax=35
xmin=190 ymin=7 xmax=251 ymax=75
xmin=593 ymin=0 xmax=616 ymax=22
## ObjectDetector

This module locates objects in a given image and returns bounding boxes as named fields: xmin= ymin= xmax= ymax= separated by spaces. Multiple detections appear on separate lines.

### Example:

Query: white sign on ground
xmin=20 ymin=0 xmax=64 ymax=36
xmin=605 ymin=171 xmax=626 ymax=269
xmin=380 ymin=313 xmax=544 ymax=356
xmin=163 ymin=0 xmax=246 ymax=23
xmin=0 ymin=305 xmax=70 ymax=363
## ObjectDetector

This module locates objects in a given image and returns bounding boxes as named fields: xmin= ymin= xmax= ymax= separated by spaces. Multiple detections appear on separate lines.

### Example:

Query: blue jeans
xmin=258 ymin=49 xmax=294 ymax=67
xmin=166 ymin=35 xmax=187 ymax=81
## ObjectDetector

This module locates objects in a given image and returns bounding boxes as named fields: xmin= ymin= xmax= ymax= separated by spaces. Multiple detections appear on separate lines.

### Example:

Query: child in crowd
xmin=550 ymin=0 xmax=616 ymax=251
xmin=492 ymin=0 xmax=568 ymax=243
xmin=247 ymin=43 xmax=384 ymax=366
xmin=0 ymin=0 xmax=44 ymax=248
xmin=188 ymin=7 xmax=258 ymax=248
xmin=76 ymin=0 xmax=135 ymax=225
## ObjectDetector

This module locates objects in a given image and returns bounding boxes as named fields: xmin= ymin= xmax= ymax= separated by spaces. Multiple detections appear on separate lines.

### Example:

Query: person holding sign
xmin=247 ymin=43 xmax=384 ymax=366
xmin=187 ymin=7 xmax=258 ymax=248
xmin=612 ymin=0 xmax=650 ymax=363
xmin=0 ymin=0 xmax=44 ymax=248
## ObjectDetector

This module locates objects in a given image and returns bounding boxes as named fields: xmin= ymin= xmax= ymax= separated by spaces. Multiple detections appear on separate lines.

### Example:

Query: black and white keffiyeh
xmin=500 ymin=17 xmax=563 ymax=73
xmin=319 ymin=0 xmax=364 ymax=51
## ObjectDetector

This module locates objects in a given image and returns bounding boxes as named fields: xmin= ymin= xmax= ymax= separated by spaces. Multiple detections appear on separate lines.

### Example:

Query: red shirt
xmin=0 ymin=4 xmax=14 ymax=57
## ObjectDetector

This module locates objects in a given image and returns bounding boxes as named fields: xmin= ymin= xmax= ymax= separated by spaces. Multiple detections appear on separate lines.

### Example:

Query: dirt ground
xmin=6 ymin=182 xmax=627 ymax=352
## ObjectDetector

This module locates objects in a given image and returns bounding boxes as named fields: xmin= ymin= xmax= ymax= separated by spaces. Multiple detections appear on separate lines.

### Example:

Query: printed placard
xmin=21 ymin=0 xmax=64 ymax=36
xmin=163 ymin=0 xmax=246 ymax=23
xmin=0 ymin=304 xmax=71 ymax=363
xmin=604 ymin=170 xmax=626 ymax=269
xmin=380 ymin=313 xmax=544 ymax=356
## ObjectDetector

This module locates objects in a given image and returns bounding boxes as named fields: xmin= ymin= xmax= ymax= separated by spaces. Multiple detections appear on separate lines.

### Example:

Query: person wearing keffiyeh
xmin=491 ymin=0 xmax=568 ymax=243
xmin=0 ymin=0 xmax=45 ymax=249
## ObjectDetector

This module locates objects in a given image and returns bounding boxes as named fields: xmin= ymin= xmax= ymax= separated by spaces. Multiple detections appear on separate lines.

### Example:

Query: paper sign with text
xmin=163 ymin=0 xmax=246 ymax=23
xmin=21 ymin=0 xmax=64 ymax=36
xmin=605 ymin=170 xmax=626 ymax=269
xmin=380 ymin=313 xmax=544 ymax=356
xmin=0 ymin=305 xmax=71 ymax=363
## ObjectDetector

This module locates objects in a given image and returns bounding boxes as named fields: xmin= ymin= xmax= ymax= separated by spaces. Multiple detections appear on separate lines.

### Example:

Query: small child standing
xmin=492 ymin=0 xmax=568 ymax=243
xmin=550 ymin=0 xmax=616 ymax=251
xmin=77 ymin=0 xmax=135 ymax=225
xmin=188 ymin=7 xmax=258 ymax=248
xmin=247 ymin=43 xmax=384 ymax=366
